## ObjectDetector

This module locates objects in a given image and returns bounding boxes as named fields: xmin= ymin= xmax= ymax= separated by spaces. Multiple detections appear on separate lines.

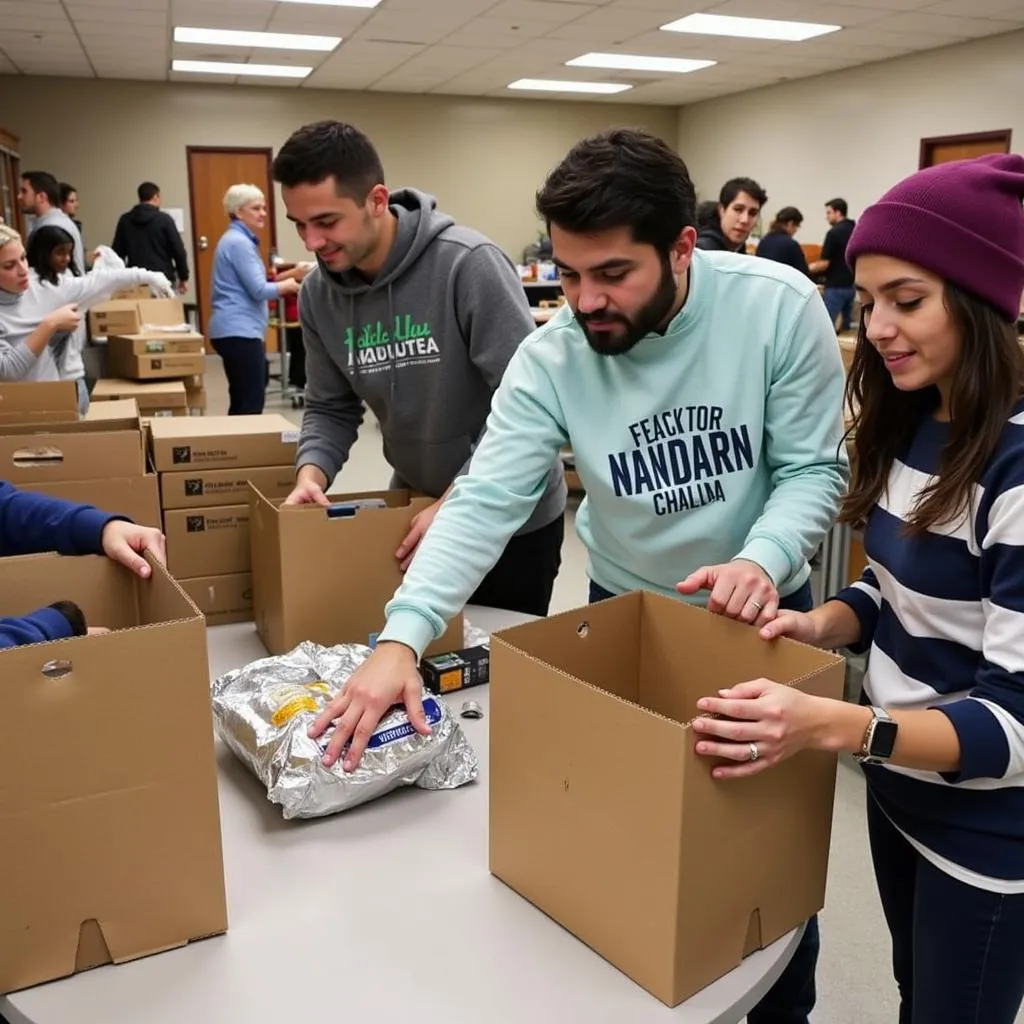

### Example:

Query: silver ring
xmin=749 ymin=599 xmax=763 ymax=611
xmin=748 ymin=742 xmax=760 ymax=762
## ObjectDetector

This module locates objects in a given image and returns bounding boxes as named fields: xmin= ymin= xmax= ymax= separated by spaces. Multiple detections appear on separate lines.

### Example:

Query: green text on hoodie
xmin=297 ymin=188 xmax=566 ymax=535
xmin=379 ymin=248 xmax=851 ymax=657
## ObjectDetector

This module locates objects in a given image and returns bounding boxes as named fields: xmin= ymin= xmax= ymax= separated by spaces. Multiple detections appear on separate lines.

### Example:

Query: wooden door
xmin=186 ymin=148 xmax=276 ymax=335
xmin=919 ymin=130 xmax=1012 ymax=168
xmin=0 ymin=128 xmax=22 ymax=234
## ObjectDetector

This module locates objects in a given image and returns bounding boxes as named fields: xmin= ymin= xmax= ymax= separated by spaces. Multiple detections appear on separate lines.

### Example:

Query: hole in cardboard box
xmin=41 ymin=659 xmax=73 ymax=679
xmin=13 ymin=445 xmax=65 ymax=467
xmin=576 ymin=622 xmax=590 ymax=639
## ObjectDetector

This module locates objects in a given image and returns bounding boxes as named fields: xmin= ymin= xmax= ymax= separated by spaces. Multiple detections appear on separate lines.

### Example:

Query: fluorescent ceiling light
xmin=567 ymin=52 xmax=715 ymax=74
xmin=508 ymin=78 xmax=632 ymax=94
xmin=275 ymin=0 xmax=380 ymax=6
xmin=172 ymin=59 xmax=312 ymax=78
xmin=660 ymin=13 xmax=840 ymax=42
xmin=174 ymin=27 xmax=340 ymax=51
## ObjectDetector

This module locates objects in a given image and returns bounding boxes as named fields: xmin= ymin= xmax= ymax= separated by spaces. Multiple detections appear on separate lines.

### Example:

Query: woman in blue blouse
xmin=208 ymin=184 xmax=303 ymax=414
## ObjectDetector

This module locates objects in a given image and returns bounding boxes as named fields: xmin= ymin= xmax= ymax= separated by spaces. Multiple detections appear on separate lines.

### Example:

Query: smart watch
xmin=853 ymin=706 xmax=898 ymax=765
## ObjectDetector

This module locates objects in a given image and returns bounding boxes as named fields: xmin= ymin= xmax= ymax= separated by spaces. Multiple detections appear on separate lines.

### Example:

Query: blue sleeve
xmin=735 ymin=291 xmax=851 ymax=584
xmin=0 ymin=480 xmax=118 ymax=557
xmin=0 ymin=606 xmax=76 ymax=649
xmin=229 ymin=236 xmax=278 ymax=304
xmin=831 ymin=566 xmax=881 ymax=654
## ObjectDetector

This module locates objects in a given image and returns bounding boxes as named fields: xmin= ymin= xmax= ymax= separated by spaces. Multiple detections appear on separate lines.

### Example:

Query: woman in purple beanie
xmin=692 ymin=153 xmax=1024 ymax=1023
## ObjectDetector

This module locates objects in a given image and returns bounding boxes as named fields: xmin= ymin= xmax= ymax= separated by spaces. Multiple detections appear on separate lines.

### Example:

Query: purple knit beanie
xmin=846 ymin=153 xmax=1024 ymax=322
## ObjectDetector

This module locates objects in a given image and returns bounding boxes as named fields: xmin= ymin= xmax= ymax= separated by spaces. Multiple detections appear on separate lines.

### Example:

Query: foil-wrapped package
xmin=211 ymin=641 xmax=479 ymax=820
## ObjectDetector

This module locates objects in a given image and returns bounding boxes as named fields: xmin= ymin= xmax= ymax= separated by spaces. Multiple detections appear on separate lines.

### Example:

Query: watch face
xmin=871 ymin=718 xmax=899 ymax=759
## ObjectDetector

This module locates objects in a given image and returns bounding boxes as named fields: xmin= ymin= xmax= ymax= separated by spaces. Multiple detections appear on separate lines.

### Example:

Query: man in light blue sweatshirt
xmin=310 ymin=129 xmax=848 ymax=1022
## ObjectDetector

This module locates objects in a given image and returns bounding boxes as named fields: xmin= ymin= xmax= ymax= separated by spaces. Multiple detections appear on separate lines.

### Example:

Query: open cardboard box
xmin=88 ymin=297 xmax=186 ymax=338
xmin=489 ymin=590 xmax=845 ymax=1008
xmin=0 ymin=553 xmax=227 ymax=994
xmin=0 ymin=381 xmax=78 ymax=426
xmin=249 ymin=485 xmax=462 ymax=656
xmin=0 ymin=409 xmax=145 ymax=485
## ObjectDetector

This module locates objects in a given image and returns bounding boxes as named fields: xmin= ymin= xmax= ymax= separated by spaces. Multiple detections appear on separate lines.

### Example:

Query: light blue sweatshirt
xmin=207 ymin=220 xmax=278 ymax=341
xmin=379 ymin=249 xmax=850 ymax=657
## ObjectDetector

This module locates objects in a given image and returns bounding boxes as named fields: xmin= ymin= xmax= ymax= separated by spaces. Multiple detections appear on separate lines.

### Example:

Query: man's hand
xmin=278 ymin=278 xmax=301 ymax=297
xmin=176 ymin=280 xmax=189 ymax=295
xmin=396 ymin=497 xmax=442 ymax=571
xmin=100 ymin=521 xmax=167 ymax=578
xmin=676 ymin=559 xmax=778 ymax=626
xmin=309 ymin=642 xmax=428 ymax=772
xmin=284 ymin=466 xmax=330 ymax=507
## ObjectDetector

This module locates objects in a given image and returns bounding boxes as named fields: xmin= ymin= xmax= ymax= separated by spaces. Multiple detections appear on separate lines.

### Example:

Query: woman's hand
xmin=692 ymin=679 xmax=838 ymax=778
xmin=45 ymin=304 xmax=81 ymax=333
xmin=759 ymin=609 xmax=821 ymax=644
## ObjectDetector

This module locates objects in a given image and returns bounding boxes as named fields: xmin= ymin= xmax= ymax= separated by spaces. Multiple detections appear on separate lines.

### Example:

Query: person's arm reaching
xmin=230 ymin=235 xmax=290 ymax=304
xmin=735 ymin=292 xmax=849 ymax=585
xmin=0 ymin=604 xmax=81 ymax=650
xmin=309 ymin=338 xmax=569 ymax=769
xmin=285 ymin=288 xmax=365 ymax=506
xmin=0 ymin=480 xmax=121 ymax=557
xmin=0 ymin=304 xmax=82 ymax=380
xmin=58 ymin=267 xmax=173 ymax=308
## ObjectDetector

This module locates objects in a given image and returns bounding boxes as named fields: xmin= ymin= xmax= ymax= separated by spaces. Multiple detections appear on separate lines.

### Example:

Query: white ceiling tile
xmin=547 ymin=5 xmax=684 ymax=36
xmin=484 ymin=0 xmax=600 ymax=23
xmin=264 ymin=7 xmax=374 ymax=33
xmin=924 ymin=0 xmax=1024 ymax=15
xmin=351 ymin=9 xmax=476 ymax=44
xmin=0 ymin=0 xmax=61 ymax=11
xmin=70 ymin=6 xmax=166 ymax=26
xmin=381 ymin=0 xmax=496 ymax=10
xmin=0 ymin=51 xmax=18 ymax=73
xmin=443 ymin=15 xmax=561 ymax=47
xmin=704 ymin=0 xmax=889 ymax=26
xmin=821 ymin=0 xmax=934 ymax=7
xmin=394 ymin=44 xmax=505 ymax=73
xmin=66 ymin=0 xmax=167 ymax=8
xmin=606 ymin=0 xmax=709 ymax=9
xmin=863 ymin=10 xmax=987 ymax=34
xmin=170 ymin=4 xmax=275 ymax=30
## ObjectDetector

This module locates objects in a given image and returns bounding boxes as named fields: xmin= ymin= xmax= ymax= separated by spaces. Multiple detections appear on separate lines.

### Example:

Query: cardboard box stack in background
xmin=249 ymin=486 xmax=463 ymax=656
xmin=89 ymin=297 xmax=207 ymax=416
xmin=150 ymin=415 xmax=299 ymax=625
xmin=0 ymin=553 xmax=227 ymax=993
xmin=0 ymin=386 xmax=161 ymax=529
xmin=489 ymin=591 xmax=845 ymax=1008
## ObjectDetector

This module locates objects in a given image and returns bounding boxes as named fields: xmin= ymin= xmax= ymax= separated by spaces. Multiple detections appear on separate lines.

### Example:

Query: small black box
xmin=421 ymin=644 xmax=490 ymax=694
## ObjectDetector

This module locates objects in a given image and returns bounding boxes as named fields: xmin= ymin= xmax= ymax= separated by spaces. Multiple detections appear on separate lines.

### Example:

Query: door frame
xmin=918 ymin=129 xmax=1012 ymax=169
xmin=185 ymin=146 xmax=278 ymax=333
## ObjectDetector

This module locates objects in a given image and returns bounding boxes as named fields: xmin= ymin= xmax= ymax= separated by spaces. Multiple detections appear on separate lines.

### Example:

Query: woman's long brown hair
xmin=841 ymin=283 xmax=1024 ymax=533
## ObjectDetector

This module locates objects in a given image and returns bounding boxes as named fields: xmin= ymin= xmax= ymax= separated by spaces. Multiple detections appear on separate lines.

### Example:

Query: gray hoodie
xmin=298 ymin=188 xmax=566 ymax=536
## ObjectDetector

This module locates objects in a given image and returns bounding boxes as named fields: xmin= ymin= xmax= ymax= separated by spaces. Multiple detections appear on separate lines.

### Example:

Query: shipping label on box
xmin=488 ymin=591 xmax=845 ymax=1008
xmin=249 ymin=485 xmax=461 ymax=656
xmin=164 ymin=504 xmax=251 ymax=577
xmin=0 ymin=381 xmax=78 ymax=426
xmin=150 ymin=414 xmax=298 ymax=472
xmin=161 ymin=464 xmax=295 ymax=510
xmin=0 ymin=553 xmax=226 ymax=994
xmin=179 ymin=572 xmax=253 ymax=626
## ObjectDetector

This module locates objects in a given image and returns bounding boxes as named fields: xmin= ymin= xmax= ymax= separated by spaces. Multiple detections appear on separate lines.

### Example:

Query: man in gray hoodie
xmin=272 ymin=121 xmax=566 ymax=616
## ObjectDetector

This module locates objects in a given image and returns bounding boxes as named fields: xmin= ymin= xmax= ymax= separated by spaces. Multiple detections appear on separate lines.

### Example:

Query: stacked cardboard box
xmin=89 ymin=298 xmax=207 ymax=414
xmin=0 ymin=384 xmax=161 ymax=529
xmin=149 ymin=415 xmax=299 ymax=625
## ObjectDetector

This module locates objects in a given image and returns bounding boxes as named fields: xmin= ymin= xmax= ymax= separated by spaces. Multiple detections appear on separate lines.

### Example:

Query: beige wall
xmin=0 ymin=75 xmax=676 ymax=289
xmin=677 ymin=29 xmax=1024 ymax=243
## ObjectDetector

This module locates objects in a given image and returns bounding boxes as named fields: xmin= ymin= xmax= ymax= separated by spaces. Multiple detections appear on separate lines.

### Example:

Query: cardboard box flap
xmin=85 ymin=398 xmax=139 ymax=421
xmin=0 ymin=411 xmax=142 ymax=437
xmin=136 ymin=298 xmax=186 ymax=327
xmin=150 ymin=413 xmax=297 ymax=441
xmin=0 ymin=381 xmax=78 ymax=424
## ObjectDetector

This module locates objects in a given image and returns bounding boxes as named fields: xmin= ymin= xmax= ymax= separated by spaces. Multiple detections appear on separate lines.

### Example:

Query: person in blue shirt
xmin=756 ymin=207 xmax=811 ymax=277
xmin=307 ymin=128 xmax=849 ymax=1024
xmin=693 ymin=154 xmax=1024 ymax=1023
xmin=0 ymin=481 xmax=166 ymax=648
xmin=207 ymin=184 xmax=304 ymax=415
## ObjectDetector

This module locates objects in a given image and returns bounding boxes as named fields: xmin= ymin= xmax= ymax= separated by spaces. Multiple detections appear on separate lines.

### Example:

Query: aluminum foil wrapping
xmin=211 ymin=641 xmax=479 ymax=820
xmin=463 ymin=619 xmax=490 ymax=649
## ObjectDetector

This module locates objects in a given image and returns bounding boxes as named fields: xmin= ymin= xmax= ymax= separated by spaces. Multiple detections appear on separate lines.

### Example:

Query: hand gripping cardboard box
xmin=0 ymin=553 xmax=227 ymax=994
xmin=489 ymin=591 xmax=845 ymax=1008
xmin=249 ymin=485 xmax=462 ymax=656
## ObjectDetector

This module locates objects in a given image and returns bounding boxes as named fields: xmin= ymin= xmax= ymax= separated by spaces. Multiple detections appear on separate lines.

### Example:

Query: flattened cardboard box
xmin=249 ymin=485 xmax=462 ymax=657
xmin=489 ymin=591 xmax=845 ymax=1008
xmin=180 ymin=572 xmax=253 ymax=626
xmin=150 ymin=414 xmax=298 ymax=472
xmin=0 ymin=413 xmax=145 ymax=485
xmin=92 ymin=379 xmax=188 ymax=411
xmin=0 ymin=553 xmax=227 ymax=994
xmin=164 ymin=503 xmax=250 ymax=578
xmin=161 ymin=464 xmax=295 ymax=510
xmin=25 ymin=473 xmax=162 ymax=530
xmin=0 ymin=381 xmax=78 ymax=425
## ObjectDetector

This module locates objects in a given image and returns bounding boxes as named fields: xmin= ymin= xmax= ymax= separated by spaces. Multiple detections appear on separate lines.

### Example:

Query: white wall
xmin=677 ymin=29 xmax=1024 ymax=242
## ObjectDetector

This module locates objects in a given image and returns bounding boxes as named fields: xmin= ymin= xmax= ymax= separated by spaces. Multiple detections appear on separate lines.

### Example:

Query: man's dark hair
xmin=695 ymin=200 xmax=720 ymax=233
xmin=138 ymin=181 xmax=160 ymax=203
xmin=772 ymin=205 xmax=803 ymax=229
xmin=59 ymin=182 xmax=76 ymax=205
xmin=826 ymin=197 xmax=848 ymax=217
xmin=720 ymin=177 xmax=767 ymax=209
xmin=273 ymin=120 xmax=385 ymax=202
xmin=535 ymin=128 xmax=696 ymax=253
xmin=21 ymin=171 xmax=59 ymax=207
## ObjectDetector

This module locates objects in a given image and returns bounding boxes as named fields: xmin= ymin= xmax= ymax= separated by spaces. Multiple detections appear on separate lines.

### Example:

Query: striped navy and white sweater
xmin=835 ymin=400 xmax=1024 ymax=893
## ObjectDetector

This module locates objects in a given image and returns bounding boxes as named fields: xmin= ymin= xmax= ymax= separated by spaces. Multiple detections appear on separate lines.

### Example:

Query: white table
xmin=1 ymin=606 xmax=802 ymax=1024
